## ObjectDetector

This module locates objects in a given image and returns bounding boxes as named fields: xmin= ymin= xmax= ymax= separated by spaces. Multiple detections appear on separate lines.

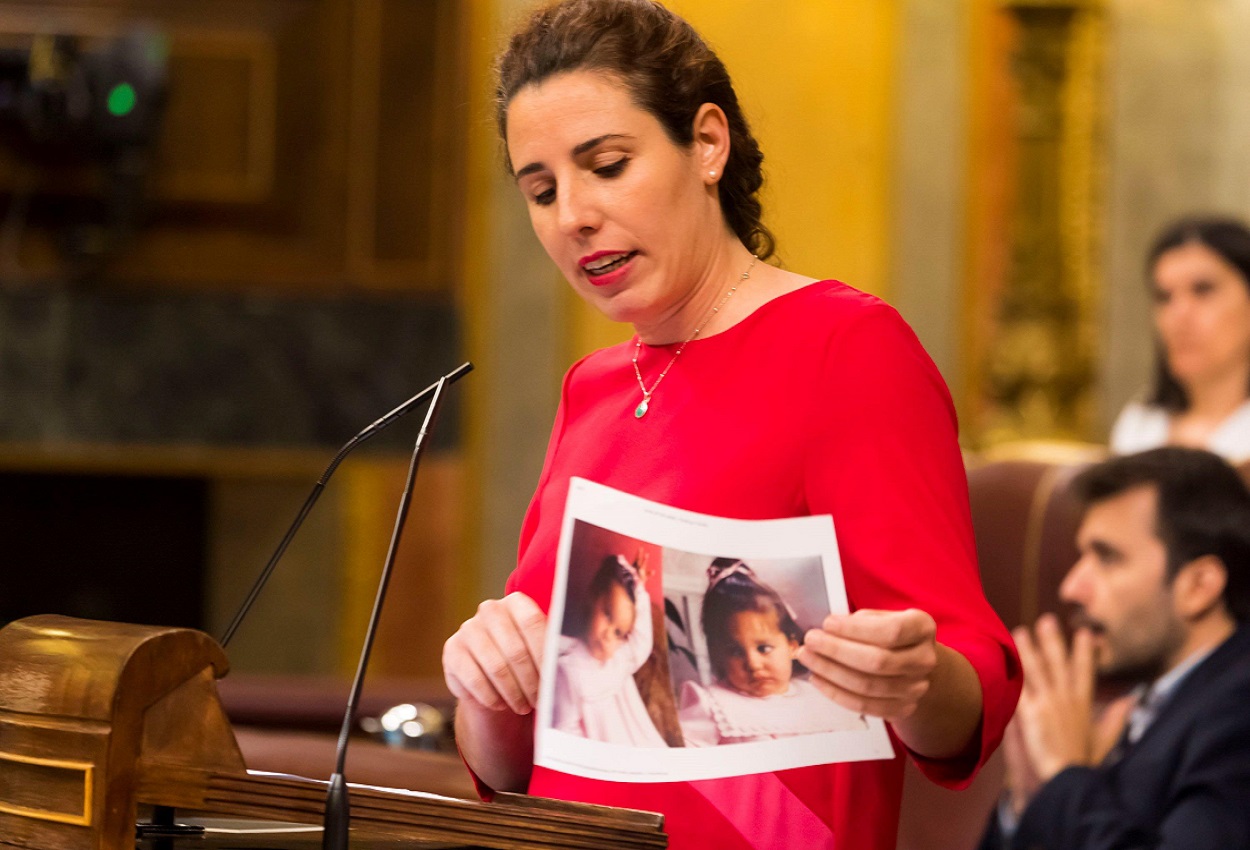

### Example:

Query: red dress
xmin=502 ymin=281 xmax=1021 ymax=850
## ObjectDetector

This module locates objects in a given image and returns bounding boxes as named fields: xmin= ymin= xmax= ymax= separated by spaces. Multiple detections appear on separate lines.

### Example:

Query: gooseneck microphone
xmin=217 ymin=361 xmax=473 ymax=648
xmin=322 ymin=370 xmax=458 ymax=850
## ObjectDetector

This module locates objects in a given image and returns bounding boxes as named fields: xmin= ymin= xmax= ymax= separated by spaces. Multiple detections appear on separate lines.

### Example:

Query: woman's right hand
xmin=443 ymin=592 xmax=547 ymax=715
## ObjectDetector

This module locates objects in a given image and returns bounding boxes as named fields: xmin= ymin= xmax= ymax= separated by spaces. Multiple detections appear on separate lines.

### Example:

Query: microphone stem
xmin=218 ymin=483 xmax=323 ymax=649
xmin=218 ymin=362 xmax=471 ymax=648
xmin=323 ymin=375 xmax=450 ymax=850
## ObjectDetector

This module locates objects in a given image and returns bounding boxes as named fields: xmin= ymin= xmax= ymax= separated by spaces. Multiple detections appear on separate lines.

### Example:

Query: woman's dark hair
xmin=1072 ymin=447 xmax=1250 ymax=621
xmin=1146 ymin=216 xmax=1250 ymax=411
xmin=495 ymin=0 xmax=775 ymax=260
xmin=701 ymin=557 xmax=804 ymax=680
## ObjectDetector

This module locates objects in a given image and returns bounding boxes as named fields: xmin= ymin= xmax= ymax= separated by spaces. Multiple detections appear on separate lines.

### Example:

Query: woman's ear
xmin=1172 ymin=554 xmax=1230 ymax=620
xmin=691 ymin=102 xmax=731 ymax=184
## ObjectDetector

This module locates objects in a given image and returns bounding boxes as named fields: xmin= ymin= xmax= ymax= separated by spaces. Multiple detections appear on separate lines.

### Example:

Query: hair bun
xmin=706 ymin=558 xmax=756 ymax=590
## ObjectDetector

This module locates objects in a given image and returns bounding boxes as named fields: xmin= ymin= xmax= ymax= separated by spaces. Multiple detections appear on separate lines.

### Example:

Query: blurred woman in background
xmin=1112 ymin=217 xmax=1250 ymax=461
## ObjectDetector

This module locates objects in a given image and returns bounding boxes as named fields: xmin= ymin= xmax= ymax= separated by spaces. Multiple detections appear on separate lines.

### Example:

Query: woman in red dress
xmin=442 ymin=2 xmax=1021 ymax=847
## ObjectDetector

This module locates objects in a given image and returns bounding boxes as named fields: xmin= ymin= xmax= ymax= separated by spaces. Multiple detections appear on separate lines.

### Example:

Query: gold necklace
xmin=630 ymin=255 xmax=757 ymax=419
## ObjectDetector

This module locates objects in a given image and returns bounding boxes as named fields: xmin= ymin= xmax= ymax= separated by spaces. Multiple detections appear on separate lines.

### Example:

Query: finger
xmin=443 ymin=647 xmax=508 ymax=711
xmin=449 ymin=596 xmax=544 ymax=715
xmin=1034 ymin=614 xmax=1073 ymax=691
xmin=797 ymin=643 xmax=931 ymax=702
xmin=1011 ymin=625 xmax=1047 ymax=694
xmin=802 ymin=627 xmax=937 ymax=680
xmin=481 ymin=597 xmax=546 ymax=708
xmin=804 ymin=664 xmax=929 ymax=721
xmin=504 ymin=592 xmax=547 ymax=675
xmin=1070 ymin=627 xmax=1095 ymax=702
xmin=457 ymin=618 xmax=535 ymax=713
xmin=442 ymin=629 xmax=517 ymax=712
xmin=1013 ymin=684 xmax=1043 ymax=726
xmin=821 ymin=608 xmax=936 ymax=650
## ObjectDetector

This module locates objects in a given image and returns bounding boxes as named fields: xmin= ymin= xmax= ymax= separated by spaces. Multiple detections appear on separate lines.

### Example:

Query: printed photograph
xmin=535 ymin=478 xmax=894 ymax=783
xmin=552 ymin=521 xmax=676 ymax=747
xmin=662 ymin=553 xmax=867 ymax=747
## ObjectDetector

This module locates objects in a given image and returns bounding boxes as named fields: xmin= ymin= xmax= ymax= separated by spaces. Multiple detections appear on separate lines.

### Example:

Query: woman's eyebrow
xmin=514 ymin=161 xmax=545 ymax=181
xmin=572 ymin=133 xmax=629 ymax=156
xmin=514 ymin=133 xmax=632 ymax=181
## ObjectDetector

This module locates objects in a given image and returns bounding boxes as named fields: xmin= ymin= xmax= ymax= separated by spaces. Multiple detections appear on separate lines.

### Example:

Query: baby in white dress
xmin=678 ymin=559 xmax=865 ymax=746
xmin=552 ymin=554 xmax=667 ymax=747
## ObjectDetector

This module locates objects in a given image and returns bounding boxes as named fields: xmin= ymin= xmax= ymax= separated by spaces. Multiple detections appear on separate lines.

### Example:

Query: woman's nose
xmin=556 ymin=181 xmax=601 ymax=236
xmin=1156 ymin=294 xmax=1192 ymax=333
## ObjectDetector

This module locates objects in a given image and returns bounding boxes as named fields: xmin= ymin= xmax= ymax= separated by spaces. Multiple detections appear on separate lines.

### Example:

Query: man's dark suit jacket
xmin=982 ymin=623 xmax=1250 ymax=850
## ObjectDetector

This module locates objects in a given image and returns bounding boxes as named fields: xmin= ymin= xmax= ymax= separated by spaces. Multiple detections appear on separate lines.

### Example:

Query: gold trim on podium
xmin=0 ymin=751 xmax=94 ymax=827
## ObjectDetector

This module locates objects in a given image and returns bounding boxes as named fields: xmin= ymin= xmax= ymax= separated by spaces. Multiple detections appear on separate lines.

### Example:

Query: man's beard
xmin=1096 ymin=654 xmax=1171 ymax=690
xmin=1068 ymin=607 xmax=1172 ymax=688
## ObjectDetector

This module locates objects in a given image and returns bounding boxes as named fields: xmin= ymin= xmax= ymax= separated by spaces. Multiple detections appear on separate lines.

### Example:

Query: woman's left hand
xmin=797 ymin=607 xmax=984 ymax=759
xmin=796 ymin=608 xmax=938 ymax=722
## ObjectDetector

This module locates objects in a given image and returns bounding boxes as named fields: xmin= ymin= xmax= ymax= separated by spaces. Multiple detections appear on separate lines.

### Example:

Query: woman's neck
xmin=1182 ymin=363 xmax=1250 ymax=421
xmin=1170 ymin=364 xmax=1250 ymax=447
xmin=633 ymin=244 xmax=759 ymax=345
xmin=632 ymin=250 xmax=817 ymax=346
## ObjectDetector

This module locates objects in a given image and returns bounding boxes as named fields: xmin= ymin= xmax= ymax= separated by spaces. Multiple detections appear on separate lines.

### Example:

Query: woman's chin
xmin=575 ymin=290 xmax=654 ymax=328
xmin=1168 ymin=362 xmax=1244 ymax=392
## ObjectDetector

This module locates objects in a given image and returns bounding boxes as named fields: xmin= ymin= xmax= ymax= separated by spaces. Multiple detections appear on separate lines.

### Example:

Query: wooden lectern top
xmin=0 ymin=616 xmax=666 ymax=850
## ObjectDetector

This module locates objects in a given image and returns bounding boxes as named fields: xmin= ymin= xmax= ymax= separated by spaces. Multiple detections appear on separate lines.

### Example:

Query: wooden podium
xmin=0 ymin=616 xmax=666 ymax=850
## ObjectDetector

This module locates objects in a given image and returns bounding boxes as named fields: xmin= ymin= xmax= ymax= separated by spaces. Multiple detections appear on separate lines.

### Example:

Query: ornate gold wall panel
xmin=979 ymin=0 xmax=1104 ymax=445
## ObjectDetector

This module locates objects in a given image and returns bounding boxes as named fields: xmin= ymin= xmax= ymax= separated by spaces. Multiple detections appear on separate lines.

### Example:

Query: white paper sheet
xmin=534 ymin=477 xmax=894 ymax=783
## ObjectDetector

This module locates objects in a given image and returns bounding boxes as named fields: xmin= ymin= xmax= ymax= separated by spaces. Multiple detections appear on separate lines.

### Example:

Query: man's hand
xmin=1001 ymin=716 xmax=1043 ymax=816
xmin=1012 ymin=613 xmax=1097 ymax=782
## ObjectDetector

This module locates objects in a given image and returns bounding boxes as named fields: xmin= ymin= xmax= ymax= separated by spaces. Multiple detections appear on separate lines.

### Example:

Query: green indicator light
xmin=107 ymin=83 xmax=137 ymax=117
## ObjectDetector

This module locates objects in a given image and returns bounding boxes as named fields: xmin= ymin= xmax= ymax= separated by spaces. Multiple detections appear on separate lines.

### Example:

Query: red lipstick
xmin=579 ymin=250 xmax=637 ymax=287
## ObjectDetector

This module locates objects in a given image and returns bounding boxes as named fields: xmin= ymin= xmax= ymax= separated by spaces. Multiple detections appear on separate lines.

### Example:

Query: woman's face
xmin=505 ymin=70 xmax=725 ymax=334
xmin=1152 ymin=241 xmax=1250 ymax=389
xmin=716 ymin=609 xmax=799 ymax=698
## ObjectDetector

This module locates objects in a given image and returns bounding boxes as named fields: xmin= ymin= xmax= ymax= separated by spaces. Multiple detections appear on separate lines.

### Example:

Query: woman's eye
xmin=1192 ymin=280 xmax=1215 ymax=297
xmin=757 ymin=644 xmax=773 ymax=655
xmin=533 ymin=187 xmax=556 ymax=206
xmin=594 ymin=158 xmax=628 ymax=178
xmin=1152 ymin=288 xmax=1171 ymax=306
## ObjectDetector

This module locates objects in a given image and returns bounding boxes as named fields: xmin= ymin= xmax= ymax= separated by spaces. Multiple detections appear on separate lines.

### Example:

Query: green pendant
xmin=635 ymin=397 xmax=650 ymax=418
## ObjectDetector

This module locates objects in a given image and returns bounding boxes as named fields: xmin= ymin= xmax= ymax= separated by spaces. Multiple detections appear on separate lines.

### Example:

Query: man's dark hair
xmin=1073 ymin=447 xmax=1250 ymax=620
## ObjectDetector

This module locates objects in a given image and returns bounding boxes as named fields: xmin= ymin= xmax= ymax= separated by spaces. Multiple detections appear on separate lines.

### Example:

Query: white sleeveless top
xmin=1109 ymin=399 xmax=1250 ymax=463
